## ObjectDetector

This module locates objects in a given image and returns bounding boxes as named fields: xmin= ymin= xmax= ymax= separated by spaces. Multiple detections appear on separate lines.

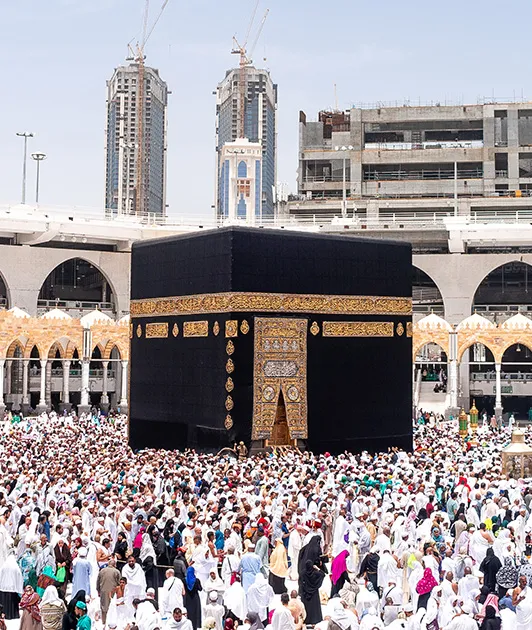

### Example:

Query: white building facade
xmin=218 ymin=139 xmax=263 ymax=223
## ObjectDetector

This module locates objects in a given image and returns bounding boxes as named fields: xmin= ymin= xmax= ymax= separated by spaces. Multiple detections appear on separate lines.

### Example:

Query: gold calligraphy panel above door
xmin=252 ymin=317 xmax=308 ymax=441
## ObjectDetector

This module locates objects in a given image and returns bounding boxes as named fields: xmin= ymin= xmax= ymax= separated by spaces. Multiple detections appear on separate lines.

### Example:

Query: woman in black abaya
xmin=298 ymin=560 xmax=325 ymax=625
xmin=61 ymin=590 xmax=86 ymax=630
xmin=183 ymin=567 xmax=202 ymax=630
xmin=480 ymin=548 xmax=502 ymax=593
xmin=298 ymin=536 xmax=325 ymax=576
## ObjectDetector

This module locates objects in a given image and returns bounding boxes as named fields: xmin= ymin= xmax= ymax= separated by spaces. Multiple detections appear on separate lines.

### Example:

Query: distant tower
xmin=219 ymin=138 xmax=263 ymax=222
xmin=215 ymin=66 xmax=277 ymax=221
xmin=105 ymin=63 xmax=168 ymax=216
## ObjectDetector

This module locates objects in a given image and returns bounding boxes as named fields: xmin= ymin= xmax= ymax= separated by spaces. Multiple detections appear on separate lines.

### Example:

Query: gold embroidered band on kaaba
xmin=322 ymin=322 xmax=394 ymax=337
xmin=130 ymin=292 xmax=412 ymax=318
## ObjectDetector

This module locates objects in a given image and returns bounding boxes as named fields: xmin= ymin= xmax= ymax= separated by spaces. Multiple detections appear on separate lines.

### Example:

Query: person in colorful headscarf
xmin=183 ymin=567 xmax=202 ymax=630
xmin=330 ymin=549 xmax=350 ymax=598
xmin=496 ymin=556 xmax=518 ymax=599
xmin=19 ymin=585 xmax=42 ymax=630
xmin=415 ymin=567 xmax=438 ymax=611
xmin=268 ymin=540 xmax=288 ymax=595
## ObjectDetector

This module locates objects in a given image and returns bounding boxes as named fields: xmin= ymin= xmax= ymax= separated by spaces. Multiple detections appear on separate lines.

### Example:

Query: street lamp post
xmin=334 ymin=145 xmax=353 ymax=217
xmin=16 ymin=132 xmax=34 ymax=204
xmin=31 ymin=152 xmax=47 ymax=204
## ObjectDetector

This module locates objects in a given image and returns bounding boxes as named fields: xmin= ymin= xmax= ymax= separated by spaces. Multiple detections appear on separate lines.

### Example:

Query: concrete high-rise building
xmin=105 ymin=63 xmax=168 ymax=216
xmin=294 ymin=103 xmax=532 ymax=213
xmin=215 ymin=66 xmax=277 ymax=220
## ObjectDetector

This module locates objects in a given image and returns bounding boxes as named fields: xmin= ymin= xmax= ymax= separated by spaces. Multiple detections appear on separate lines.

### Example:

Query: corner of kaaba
xmin=129 ymin=226 xmax=413 ymax=455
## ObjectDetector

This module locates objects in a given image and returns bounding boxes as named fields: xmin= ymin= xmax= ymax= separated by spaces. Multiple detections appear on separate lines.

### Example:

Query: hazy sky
xmin=1 ymin=0 xmax=531 ymax=220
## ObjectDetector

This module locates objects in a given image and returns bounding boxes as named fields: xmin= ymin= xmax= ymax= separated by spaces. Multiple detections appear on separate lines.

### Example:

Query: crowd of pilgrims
xmin=0 ymin=414 xmax=531 ymax=630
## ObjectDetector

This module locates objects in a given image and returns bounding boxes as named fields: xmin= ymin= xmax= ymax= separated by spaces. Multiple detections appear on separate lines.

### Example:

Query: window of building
xmin=237 ymin=160 xmax=247 ymax=178
xmin=237 ymin=179 xmax=251 ymax=198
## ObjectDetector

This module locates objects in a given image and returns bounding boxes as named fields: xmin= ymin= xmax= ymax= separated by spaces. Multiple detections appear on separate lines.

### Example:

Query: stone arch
xmin=5 ymin=338 xmax=26 ymax=359
xmin=90 ymin=340 xmax=106 ymax=357
xmin=458 ymin=337 xmax=499 ymax=363
xmin=24 ymin=341 xmax=46 ymax=360
xmin=412 ymin=330 xmax=450 ymax=361
xmin=472 ymin=260 xmax=532 ymax=319
xmin=0 ymin=270 xmax=11 ymax=309
xmin=414 ymin=341 xmax=448 ymax=363
xmin=46 ymin=340 xmax=66 ymax=360
xmin=37 ymin=256 xmax=118 ymax=313
xmin=500 ymin=339 xmax=532 ymax=362
xmin=412 ymin=265 xmax=445 ymax=317
xmin=102 ymin=341 xmax=122 ymax=361
xmin=64 ymin=341 xmax=80 ymax=360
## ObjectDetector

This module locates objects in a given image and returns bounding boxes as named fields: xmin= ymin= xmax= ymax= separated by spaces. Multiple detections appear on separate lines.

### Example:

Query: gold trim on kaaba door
xmin=130 ymin=292 xmax=412 ymax=317
xmin=252 ymin=317 xmax=308 ymax=441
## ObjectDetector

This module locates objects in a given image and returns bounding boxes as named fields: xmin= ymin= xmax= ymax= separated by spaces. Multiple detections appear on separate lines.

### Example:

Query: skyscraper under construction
xmin=105 ymin=63 xmax=168 ymax=216
xmin=215 ymin=66 xmax=277 ymax=221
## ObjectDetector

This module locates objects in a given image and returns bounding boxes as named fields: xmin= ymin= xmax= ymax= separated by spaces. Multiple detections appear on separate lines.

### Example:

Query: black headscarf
xmin=480 ymin=548 xmax=502 ymax=592
xmin=479 ymin=605 xmax=501 ymax=630
xmin=298 ymin=536 xmax=322 ymax=576
xmin=299 ymin=560 xmax=325 ymax=603
xmin=62 ymin=590 xmax=86 ymax=630
xmin=67 ymin=591 xmax=86 ymax=616
xmin=478 ymin=585 xmax=490 ymax=605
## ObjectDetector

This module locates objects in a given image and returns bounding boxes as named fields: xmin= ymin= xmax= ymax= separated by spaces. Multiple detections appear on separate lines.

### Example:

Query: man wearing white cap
xmin=203 ymin=591 xmax=224 ymax=630
xmin=161 ymin=568 xmax=185 ymax=621
xmin=240 ymin=543 xmax=262 ymax=593
xmin=72 ymin=547 xmax=92 ymax=597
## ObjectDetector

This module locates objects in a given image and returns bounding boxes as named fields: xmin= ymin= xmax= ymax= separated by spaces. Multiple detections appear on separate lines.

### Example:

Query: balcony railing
xmin=364 ymin=141 xmax=484 ymax=150
xmin=37 ymin=300 xmax=115 ymax=316
xmin=30 ymin=368 xmax=117 ymax=378
xmin=302 ymin=175 xmax=349 ymax=183
xmin=363 ymin=168 xmax=484 ymax=181
xmin=471 ymin=372 xmax=532 ymax=381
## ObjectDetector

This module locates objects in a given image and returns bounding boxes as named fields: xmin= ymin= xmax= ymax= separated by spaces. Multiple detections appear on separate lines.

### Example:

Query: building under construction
xmin=215 ymin=66 xmax=277 ymax=221
xmin=105 ymin=62 xmax=168 ymax=217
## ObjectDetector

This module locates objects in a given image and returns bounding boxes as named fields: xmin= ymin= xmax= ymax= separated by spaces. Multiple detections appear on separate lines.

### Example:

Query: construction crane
xmin=127 ymin=0 xmax=169 ymax=216
xmin=231 ymin=4 xmax=269 ymax=139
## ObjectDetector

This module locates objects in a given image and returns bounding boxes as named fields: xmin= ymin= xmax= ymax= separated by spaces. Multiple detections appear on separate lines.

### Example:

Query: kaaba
xmin=129 ymin=227 xmax=412 ymax=454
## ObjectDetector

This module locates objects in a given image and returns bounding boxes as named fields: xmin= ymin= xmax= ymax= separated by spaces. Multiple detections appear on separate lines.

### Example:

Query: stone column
xmin=448 ymin=360 xmax=458 ymax=409
xmin=100 ymin=361 xmax=110 ymax=412
xmin=36 ymin=360 xmax=48 ymax=414
xmin=495 ymin=362 xmax=503 ymax=420
xmin=0 ymin=360 xmax=5 ymax=417
xmin=5 ymin=360 xmax=11 ymax=406
xmin=45 ymin=361 xmax=52 ymax=409
xmin=78 ymin=359 xmax=91 ymax=415
xmin=60 ymin=360 xmax=71 ymax=413
xmin=119 ymin=360 xmax=128 ymax=414
xmin=445 ymin=331 xmax=460 ymax=419
xmin=21 ymin=360 xmax=30 ymax=414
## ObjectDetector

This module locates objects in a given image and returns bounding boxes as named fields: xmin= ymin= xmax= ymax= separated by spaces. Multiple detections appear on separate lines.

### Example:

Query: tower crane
xmin=127 ymin=0 xmax=169 ymax=216
xmin=231 ymin=4 xmax=269 ymax=139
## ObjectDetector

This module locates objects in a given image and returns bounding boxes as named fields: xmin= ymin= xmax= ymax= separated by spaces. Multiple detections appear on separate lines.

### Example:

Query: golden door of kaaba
xmin=270 ymin=391 xmax=290 ymax=446
xmin=252 ymin=317 xmax=308 ymax=444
